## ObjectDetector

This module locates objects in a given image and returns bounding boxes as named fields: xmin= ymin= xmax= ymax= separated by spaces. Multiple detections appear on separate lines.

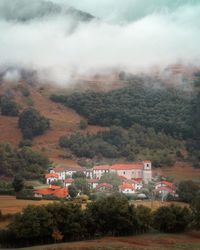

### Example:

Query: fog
xmin=0 ymin=0 xmax=200 ymax=85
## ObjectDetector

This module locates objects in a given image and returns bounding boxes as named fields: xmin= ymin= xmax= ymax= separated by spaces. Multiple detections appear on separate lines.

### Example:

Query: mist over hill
xmin=0 ymin=0 xmax=200 ymax=85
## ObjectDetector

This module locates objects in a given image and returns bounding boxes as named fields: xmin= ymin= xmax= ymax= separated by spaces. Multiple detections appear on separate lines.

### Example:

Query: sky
xmin=0 ymin=0 xmax=200 ymax=85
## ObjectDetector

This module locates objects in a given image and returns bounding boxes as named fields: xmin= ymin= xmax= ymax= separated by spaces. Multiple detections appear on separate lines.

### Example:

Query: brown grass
xmin=12 ymin=233 xmax=200 ymax=250
xmin=154 ymin=162 xmax=200 ymax=182
xmin=130 ymin=200 xmax=189 ymax=211
xmin=0 ymin=196 xmax=53 ymax=215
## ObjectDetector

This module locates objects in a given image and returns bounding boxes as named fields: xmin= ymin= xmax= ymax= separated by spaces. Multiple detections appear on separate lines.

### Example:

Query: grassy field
xmin=155 ymin=162 xmax=200 ymax=182
xmin=0 ymin=196 xmax=53 ymax=215
xmin=130 ymin=200 xmax=189 ymax=211
xmin=5 ymin=233 xmax=200 ymax=250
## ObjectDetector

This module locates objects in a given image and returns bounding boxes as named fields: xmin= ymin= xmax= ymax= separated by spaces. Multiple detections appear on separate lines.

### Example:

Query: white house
xmin=87 ymin=179 xmax=99 ymax=189
xmin=119 ymin=183 xmax=135 ymax=194
xmin=92 ymin=166 xmax=110 ymax=179
xmin=50 ymin=167 xmax=65 ymax=180
xmin=45 ymin=173 xmax=59 ymax=184
xmin=64 ymin=178 xmax=74 ymax=187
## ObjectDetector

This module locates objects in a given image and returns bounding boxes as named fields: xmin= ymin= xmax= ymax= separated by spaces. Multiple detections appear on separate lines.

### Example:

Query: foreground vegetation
xmin=0 ymin=194 xmax=199 ymax=248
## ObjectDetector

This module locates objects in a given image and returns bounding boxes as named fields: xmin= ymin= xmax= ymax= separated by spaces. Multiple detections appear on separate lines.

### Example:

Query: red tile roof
xmin=64 ymin=178 xmax=73 ymax=183
xmin=111 ymin=163 xmax=143 ymax=170
xmin=53 ymin=188 xmax=69 ymax=198
xmin=143 ymin=160 xmax=151 ymax=163
xmin=45 ymin=173 xmax=59 ymax=179
xmin=119 ymin=183 xmax=135 ymax=190
xmin=156 ymin=181 xmax=176 ymax=190
xmin=34 ymin=186 xmax=68 ymax=198
xmin=93 ymin=166 xmax=111 ymax=171
xmin=96 ymin=183 xmax=113 ymax=190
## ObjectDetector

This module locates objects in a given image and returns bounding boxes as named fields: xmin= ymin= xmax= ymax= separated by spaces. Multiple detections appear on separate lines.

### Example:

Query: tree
xmin=136 ymin=205 xmax=152 ymax=233
xmin=72 ymin=171 xmax=86 ymax=179
xmin=79 ymin=119 xmax=88 ymax=130
xmin=86 ymin=193 xmax=139 ymax=236
xmin=191 ymin=196 xmax=200 ymax=229
xmin=68 ymin=185 xmax=78 ymax=198
xmin=52 ymin=229 xmax=64 ymax=243
xmin=12 ymin=176 xmax=24 ymax=193
xmin=178 ymin=180 xmax=199 ymax=203
xmin=74 ymin=178 xmax=90 ymax=195
xmin=0 ymin=97 xmax=19 ymax=116
xmin=153 ymin=205 xmax=191 ymax=233
xmin=18 ymin=108 xmax=50 ymax=140
xmin=99 ymin=173 xmax=121 ymax=191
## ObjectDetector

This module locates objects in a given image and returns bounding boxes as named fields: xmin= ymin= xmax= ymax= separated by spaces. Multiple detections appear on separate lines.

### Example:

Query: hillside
xmin=0 ymin=81 xmax=115 ymax=166
xmin=0 ymin=74 xmax=199 ymax=179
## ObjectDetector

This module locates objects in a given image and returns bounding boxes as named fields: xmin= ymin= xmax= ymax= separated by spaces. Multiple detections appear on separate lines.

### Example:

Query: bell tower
xmin=143 ymin=160 xmax=152 ymax=184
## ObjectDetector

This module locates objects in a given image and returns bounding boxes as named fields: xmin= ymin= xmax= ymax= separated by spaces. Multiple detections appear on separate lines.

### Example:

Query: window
xmin=123 ymin=171 xmax=126 ymax=175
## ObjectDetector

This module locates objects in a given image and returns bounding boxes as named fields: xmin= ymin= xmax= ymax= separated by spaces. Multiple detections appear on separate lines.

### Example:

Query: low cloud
xmin=0 ymin=0 xmax=200 ymax=85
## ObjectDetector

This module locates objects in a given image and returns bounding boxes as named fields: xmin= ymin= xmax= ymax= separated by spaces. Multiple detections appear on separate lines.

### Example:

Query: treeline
xmin=0 ymin=194 xmax=199 ymax=248
xmin=0 ymin=144 xmax=50 ymax=179
xmin=59 ymin=125 xmax=183 ymax=166
xmin=51 ymin=82 xmax=193 ymax=138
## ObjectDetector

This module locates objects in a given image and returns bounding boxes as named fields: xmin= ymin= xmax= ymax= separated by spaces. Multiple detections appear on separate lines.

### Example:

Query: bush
xmin=153 ymin=205 xmax=191 ymax=233
xmin=19 ymin=139 xmax=32 ymax=148
xmin=18 ymin=108 xmax=50 ymax=139
xmin=79 ymin=119 xmax=88 ymax=129
xmin=0 ymin=97 xmax=19 ymax=116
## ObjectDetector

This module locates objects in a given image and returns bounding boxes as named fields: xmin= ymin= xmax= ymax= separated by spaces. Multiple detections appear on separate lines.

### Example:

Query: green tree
xmin=18 ymin=108 xmax=50 ymax=140
xmin=68 ymin=185 xmax=78 ymax=198
xmin=12 ymin=176 xmax=24 ymax=193
xmin=153 ymin=205 xmax=191 ymax=233
xmin=0 ymin=97 xmax=19 ymax=116
xmin=178 ymin=180 xmax=199 ymax=203
xmin=86 ymin=193 xmax=139 ymax=236
xmin=79 ymin=119 xmax=88 ymax=130
xmin=136 ymin=205 xmax=152 ymax=233
xmin=74 ymin=178 xmax=90 ymax=195
xmin=191 ymin=196 xmax=200 ymax=229
xmin=99 ymin=172 xmax=121 ymax=191
xmin=72 ymin=171 xmax=86 ymax=179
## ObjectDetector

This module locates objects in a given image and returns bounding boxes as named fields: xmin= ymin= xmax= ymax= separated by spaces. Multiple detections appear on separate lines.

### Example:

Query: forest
xmin=51 ymin=80 xmax=193 ymax=138
xmin=60 ymin=125 xmax=183 ymax=166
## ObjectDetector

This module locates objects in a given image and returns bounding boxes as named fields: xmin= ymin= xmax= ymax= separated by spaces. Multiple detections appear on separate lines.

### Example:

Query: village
xmin=34 ymin=160 xmax=177 ymax=201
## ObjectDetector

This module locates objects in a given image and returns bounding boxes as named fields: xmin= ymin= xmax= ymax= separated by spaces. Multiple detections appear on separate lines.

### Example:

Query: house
xmin=154 ymin=181 xmax=176 ymax=200
xmin=65 ymin=167 xmax=82 ymax=178
xmin=122 ymin=179 xmax=143 ymax=191
xmin=50 ymin=167 xmax=65 ymax=180
xmin=92 ymin=166 xmax=110 ymax=179
xmin=83 ymin=168 xmax=93 ymax=179
xmin=132 ymin=179 xmax=143 ymax=190
xmin=119 ymin=183 xmax=135 ymax=194
xmin=34 ymin=185 xmax=69 ymax=199
xmin=64 ymin=178 xmax=74 ymax=187
xmin=110 ymin=161 xmax=152 ymax=184
xmin=96 ymin=183 xmax=113 ymax=192
xmin=45 ymin=173 xmax=59 ymax=184
xmin=155 ymin=181 xmax=176 ymax=191
xmin=87 ymin=179 xmax=99 ymax=189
